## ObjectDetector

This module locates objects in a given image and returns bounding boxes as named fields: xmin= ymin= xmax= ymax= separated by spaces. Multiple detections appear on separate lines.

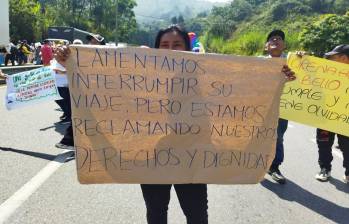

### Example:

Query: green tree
xmin=207 ymin=0 xmax=253 ymax=39
xmin=208 ymin=15 xmax=236 ymax=39
xmin=267 ymin=0 xmax=312 ymax=21
xmin=304 ymin=0 xmax=335 ymax=13
xmin=9 ymin=0 xmax=43 ymax=42
xmin=186 ymin=17 xmax=208 ymax=36
xmin=35 ymin=0 xmax=137 ymax=42
xmin=246 ymin=0 xmax=267 ymax=6
xmin=178 ymin=15 xmax=185 ymax=26
xmin=299 ymin=13 xmax=349 ymax=56
xmin=113 ymin=0 xmax=137 ymax=42
xmin=171 ymin=16 xmax=178 ymax=24
xmin=333 ymin=0 xmax=349 ymax=14
xmin=211 ymin=0 xmax=253 ymax=22
xmin=229 ymin=0 xmax=253 ymax=21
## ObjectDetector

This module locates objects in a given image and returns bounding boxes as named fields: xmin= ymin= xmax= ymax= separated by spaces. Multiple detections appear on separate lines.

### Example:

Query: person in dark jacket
xmin=314 ymin=44 xmax=349 ymax=184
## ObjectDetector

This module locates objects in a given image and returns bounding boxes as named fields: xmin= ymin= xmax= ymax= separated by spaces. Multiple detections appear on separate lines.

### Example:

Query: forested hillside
xmin=8 ymin=0 xmax=349 ymax=56
xmin=194 ymin=0 xmax=349 ymax=56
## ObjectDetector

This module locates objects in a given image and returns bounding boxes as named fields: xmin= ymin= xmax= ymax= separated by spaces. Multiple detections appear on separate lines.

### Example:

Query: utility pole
xmin=115 ymin=0 xmax=118 ymax=44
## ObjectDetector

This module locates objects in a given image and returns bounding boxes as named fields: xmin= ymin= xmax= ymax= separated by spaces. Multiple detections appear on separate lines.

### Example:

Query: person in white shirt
xmin=51 ymin=56 xmax=71 ymax=123
xmin=55 ymin=34 xmax=105 ymax=150
xmin=5 ymin=42 xmax=16 ymax=66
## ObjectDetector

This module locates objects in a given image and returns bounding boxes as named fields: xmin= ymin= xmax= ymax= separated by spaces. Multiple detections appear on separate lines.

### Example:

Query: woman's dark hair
xmin=154 ymin=24 xmax=191 ymax=51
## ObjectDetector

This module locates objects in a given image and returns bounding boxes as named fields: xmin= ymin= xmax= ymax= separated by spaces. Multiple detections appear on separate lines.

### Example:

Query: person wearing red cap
xmin=315 ymin=45 xmax=349 ymax=184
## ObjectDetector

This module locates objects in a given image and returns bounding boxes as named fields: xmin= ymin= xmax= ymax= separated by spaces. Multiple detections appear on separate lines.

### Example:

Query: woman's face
xmin=159 ymin=31 xmax=186 ymax=51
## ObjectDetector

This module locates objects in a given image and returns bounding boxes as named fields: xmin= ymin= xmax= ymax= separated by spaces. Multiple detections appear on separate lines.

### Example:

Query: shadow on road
xmin=329 ymin=178 xmax=349 ymax=194
xmin=39 ymin=122 xmax=69 ymax=135
xmin=0 ymin=147 xmax=56 ymax=161
xmin=260 ymin=179 xmax=349 ymax=224
xmin=0 ymin=147 xmax=74 ymax=163
xmin=39 ymin=107 xmax=68 ymax=135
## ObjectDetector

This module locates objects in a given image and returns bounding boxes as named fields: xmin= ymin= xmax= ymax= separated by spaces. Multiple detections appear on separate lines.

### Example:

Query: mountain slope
xmin=134 ymin=0 xmax=226 ymax=24
xmin=197 ymin=0 xmax=349 ymax=55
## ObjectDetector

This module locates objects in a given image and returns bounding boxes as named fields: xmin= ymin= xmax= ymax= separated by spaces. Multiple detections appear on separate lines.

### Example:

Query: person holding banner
xmin=52 ymin=54 xmax=71 ymax=123
xmin=141 ymin=25 xmax=296 ymax=224
xmin=314 ymin=45 xmax=349 ymax=184
xmin=264 ymin=30 xmax=289 ymax=184
xmin=53 ymin=45 xmax=75 ymax=150
xmin=54 ymin=34 xmax=106 ymax=150
xmin=55 ymin=25 xmax=296 ymax=223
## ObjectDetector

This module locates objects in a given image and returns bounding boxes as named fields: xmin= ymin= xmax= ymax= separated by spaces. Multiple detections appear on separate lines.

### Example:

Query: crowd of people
xmin=0 ymin=39 xmax=66 ymax=67
xmin=2 ymin=26 xmax=348 ymax=224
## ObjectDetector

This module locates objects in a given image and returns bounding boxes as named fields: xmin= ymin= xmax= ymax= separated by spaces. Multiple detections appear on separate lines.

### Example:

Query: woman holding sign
xmin=140 ymin=25 xmax=209 ymax=224
xmin=55 ymin=25 xmax=296 ymax=224
xmin=141 ymin=25 xmax=296 ymax=224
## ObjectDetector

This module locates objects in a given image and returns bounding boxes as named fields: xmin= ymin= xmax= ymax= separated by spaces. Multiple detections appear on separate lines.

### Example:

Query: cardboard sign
xmin=281 ymin=53 xmax=349 ymax=136
xmin=5 ymin=67 xmax=61 ymax=110
xmin=67 ymin=46 xmax=286 ymax=184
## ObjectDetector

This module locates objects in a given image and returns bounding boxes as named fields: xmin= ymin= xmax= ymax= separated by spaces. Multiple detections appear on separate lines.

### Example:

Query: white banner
xmin=5 ymin=67 xmax=61 ymax=110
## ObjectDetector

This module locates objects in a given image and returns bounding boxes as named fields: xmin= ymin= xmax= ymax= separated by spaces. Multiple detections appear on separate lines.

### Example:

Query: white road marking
xmin=0 ymin=150 xmax=74 ymax=224
xmin=310 ymin=139 xmax=343 ymax=159
xmin=288 ymin=124 xmax=294 ymax=128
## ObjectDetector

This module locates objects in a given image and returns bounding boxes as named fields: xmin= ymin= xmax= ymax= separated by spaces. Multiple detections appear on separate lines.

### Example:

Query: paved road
xmin=0 ymin=86 xmax=348 ymax=224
